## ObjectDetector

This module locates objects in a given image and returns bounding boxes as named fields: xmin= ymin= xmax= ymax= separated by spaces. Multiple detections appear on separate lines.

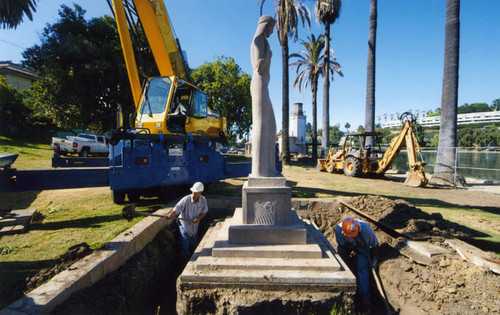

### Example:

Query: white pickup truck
xmin=51 ymin=133 xmax=109 ymax=157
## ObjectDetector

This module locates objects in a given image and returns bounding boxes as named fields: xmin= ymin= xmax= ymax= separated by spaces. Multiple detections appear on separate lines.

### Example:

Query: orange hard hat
xmin=342 ymin=218 xmax=359 ymax=237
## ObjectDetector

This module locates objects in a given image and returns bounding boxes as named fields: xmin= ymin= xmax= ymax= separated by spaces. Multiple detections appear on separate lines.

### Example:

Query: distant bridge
xmin=382 ymin=111 xmax=500 ymax=128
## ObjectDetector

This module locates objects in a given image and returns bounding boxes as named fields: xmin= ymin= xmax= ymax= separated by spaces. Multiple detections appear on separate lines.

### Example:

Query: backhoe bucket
xmin=404 ymin=171 xmax=427 ymax=187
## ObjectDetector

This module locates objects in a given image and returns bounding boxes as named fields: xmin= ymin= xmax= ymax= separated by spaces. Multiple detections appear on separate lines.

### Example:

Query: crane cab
xmin=135 ymin=76 xmax=226 ymax=138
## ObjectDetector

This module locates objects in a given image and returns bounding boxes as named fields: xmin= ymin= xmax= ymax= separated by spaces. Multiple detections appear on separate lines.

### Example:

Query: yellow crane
xmin=111 ymin=0 xmax=225 ymax=138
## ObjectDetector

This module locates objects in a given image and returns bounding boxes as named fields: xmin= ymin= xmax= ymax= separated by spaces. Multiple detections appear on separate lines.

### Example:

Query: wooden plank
xmin=445 ymin=239 xmax=500 ymax=274
xmin=403 ymin=239 xmax=448 ymax=258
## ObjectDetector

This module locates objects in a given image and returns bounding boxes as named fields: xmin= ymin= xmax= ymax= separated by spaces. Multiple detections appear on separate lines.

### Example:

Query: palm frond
xmin=0 ymin=0 xmax=38 ymax=29
xmin=315 ymin=0 xmax=342 ymax=25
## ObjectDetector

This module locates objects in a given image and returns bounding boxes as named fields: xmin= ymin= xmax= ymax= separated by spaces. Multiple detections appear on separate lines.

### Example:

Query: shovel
xmin=121 ymin=205 xmax=193 ymax=222
xmin=368 ymin=257 xmax=392 ymax=315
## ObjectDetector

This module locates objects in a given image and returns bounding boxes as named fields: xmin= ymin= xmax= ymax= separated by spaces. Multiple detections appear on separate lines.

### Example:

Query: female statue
xmin=250 ymin=15 xmax=278 ymax=177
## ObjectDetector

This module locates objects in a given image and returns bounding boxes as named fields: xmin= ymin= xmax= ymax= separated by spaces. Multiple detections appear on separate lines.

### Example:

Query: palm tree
xmin=0 ymin=0 xmax=38 ymax=29
xmin=344 ymin=122 xmax=350 ymax=132
xmin=259 ymin=0 xmax=310 ymax=165
xmin=315 ymin=0 xmax=342 ymax=157
xmin=364 ymin=0 xmax=377 ymax=146
xmin=290 ymin=34 xmax=342 ymax=160
xmin=433 ymin=0 xmax=465 ymax=186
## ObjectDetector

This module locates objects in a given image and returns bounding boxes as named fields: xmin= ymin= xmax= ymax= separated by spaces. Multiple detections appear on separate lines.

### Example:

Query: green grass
xmin=0 ymin=136 xmax=53 ymax=169
xmin=0 ymin=186 xmax=161 ymax=308
xmin=225 ymin=154 xmax=251 ymax=163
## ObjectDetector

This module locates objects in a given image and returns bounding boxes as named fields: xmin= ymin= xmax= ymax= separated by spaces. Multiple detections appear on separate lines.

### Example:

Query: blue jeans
xmin=338 ymin=245 xmax=371 ymax=300
xmin=178 ymin=225 xmax=198 ymax=256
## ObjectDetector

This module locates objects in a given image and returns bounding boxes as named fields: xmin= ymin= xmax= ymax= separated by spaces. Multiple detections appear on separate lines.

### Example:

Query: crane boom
xmin=111 ymin=0 xmax=188 ymax=106
xmin=131 ymin=0 xmax=187 ymax=78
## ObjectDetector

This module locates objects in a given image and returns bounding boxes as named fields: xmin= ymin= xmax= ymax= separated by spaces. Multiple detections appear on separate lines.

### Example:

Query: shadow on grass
xmin=30 ymin=214 xmax=124 ymax=231
xmin=0 ymin=191 xmax=41 ymax=210
xmin=395 ymin=195 xmax=500 ymax=216
xmin=287 ymin=179 xmax=368 ymax=199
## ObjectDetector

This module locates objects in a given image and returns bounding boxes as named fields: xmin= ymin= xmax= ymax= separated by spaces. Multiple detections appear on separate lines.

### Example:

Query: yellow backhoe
xmin=318 ymin=112 xmax=428 ymax=187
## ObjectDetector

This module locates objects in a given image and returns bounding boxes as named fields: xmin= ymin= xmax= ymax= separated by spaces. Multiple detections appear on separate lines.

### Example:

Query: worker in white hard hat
xmin=166 ymin=182 xmax=208 ymax=256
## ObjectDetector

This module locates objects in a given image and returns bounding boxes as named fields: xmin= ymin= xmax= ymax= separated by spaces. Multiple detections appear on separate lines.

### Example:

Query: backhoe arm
xmin=375 ymin=122 xmax=411 ymax=174
xmin=375 ymin=120 xmax=428 ymax=187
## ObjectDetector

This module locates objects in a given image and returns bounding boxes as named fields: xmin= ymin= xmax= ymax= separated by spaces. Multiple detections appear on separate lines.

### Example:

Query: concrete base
xmin=177 ymin=212 xmax=356 ymax=314
xmin=228 ymin=208 xmax=306 ymax=244
xmin=242 ymin=176 xmax=292 ymax=225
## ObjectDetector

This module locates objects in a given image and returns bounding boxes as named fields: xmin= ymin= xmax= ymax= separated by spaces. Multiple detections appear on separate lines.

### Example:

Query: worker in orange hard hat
xmin=335 ymin=217 xmax=379 ymax=307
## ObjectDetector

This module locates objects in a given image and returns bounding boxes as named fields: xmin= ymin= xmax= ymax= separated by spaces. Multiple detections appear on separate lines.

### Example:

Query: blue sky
xmin=1 ymin=0 xmax=499 ymax=131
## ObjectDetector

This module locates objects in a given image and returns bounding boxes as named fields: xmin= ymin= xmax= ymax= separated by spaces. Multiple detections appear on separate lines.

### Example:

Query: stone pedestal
xmin=227 ymin=176 xmax=306 ymax=245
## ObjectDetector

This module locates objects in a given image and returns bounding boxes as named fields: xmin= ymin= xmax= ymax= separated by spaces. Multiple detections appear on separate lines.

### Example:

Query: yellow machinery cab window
xmin=138 ymin=77 xmax=172 ymax=116
xmin=191 ymin=90 xmax=208 ymax=118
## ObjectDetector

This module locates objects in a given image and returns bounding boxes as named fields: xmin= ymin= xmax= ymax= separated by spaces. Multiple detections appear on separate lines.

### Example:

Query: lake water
xmin=391 ymin=150 xmax=500 ymax=181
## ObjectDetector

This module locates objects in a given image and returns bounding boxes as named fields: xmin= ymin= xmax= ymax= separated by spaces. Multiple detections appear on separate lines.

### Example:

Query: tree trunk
xmin=312 ymin=78 xmax=318 ymax=161
xmin=282 ymin=37 xmax=291 ymax=164
xmin=364 ymin=0 xmax=377 ymax=146
xmin=432 ymin=0 xmax=465 ymax=186
xmin=321 ymin=23 xmax=331 ymax=158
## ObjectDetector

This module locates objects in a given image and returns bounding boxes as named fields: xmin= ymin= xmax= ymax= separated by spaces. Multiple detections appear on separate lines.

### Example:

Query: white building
xmin=382 ymin=111 xmax=500 ymax=128
xmin=0 ymin=61 xmax=37 ymax=91
xmin=279 ymin=102 xmax=307 ymax=155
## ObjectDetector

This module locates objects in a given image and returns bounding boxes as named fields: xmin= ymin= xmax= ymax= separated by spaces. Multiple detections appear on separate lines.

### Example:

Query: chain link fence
xmin=391 ymin=147 xmax=500 ymax=182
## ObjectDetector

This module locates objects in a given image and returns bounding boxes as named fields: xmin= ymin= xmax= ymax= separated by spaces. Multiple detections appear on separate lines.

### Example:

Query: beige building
xmin=0 ymin=61 xmax=37 ymax=91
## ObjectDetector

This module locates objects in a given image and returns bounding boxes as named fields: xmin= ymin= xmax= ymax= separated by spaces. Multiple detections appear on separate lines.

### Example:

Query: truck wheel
xmin=80 ymin=148 xmax=90 ymax=157
xmin=344 ymin=156 xmax=361 ymax=177
xmin=112 ymin=190 xmax=125 ymax=204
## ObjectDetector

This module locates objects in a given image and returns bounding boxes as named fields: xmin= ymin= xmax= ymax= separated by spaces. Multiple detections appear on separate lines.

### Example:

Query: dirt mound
xmin=345 ymin=195 xmax=478 ymax=240
xmin=297 ymin=195 xmax=500 ymax=314
xmin=25 ymin=243 xmax=92 ymax=291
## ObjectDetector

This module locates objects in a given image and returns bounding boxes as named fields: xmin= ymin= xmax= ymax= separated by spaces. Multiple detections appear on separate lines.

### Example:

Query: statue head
xmin=258 ymin=15 xmax=276 ymax=37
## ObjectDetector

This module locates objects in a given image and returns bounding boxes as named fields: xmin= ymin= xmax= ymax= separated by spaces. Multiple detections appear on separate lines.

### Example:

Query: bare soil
xmin=25 ymin=242 xmax=92 ymax=291
xmin=298 ymin=195 xmax=500 ymax=314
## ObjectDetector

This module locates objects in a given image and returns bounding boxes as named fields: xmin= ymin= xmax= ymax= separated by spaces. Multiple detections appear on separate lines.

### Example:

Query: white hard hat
xmin=190 ymin=182 xmax=204 ymax=193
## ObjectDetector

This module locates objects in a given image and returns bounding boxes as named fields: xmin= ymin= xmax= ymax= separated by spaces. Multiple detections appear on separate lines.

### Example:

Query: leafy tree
xmin=0 ymin=76 xmax=30 ymax=136
xmin=191 ymin=56 xmax=252 ymax=140
xmin=364 ymin=0 xmax=377 ymax=146
xmin=457 ymin=102 xmax=489 ymax=114
xmin=329 ymin=124 xmax=343 ymax=144
xmin=434 ymin=0 xmax=463 ymax=185
xmin=305 ymin=122 xmax=312 ymax=142
xmin=415 ymin=123 xmax=426 ymax=146
xmin=426 ymin=108 xmax=441 ymax=117
xmin=344 ymin=122 xmax=350 ymax=132
xmin=22 ymin=5 xmax=133 ymax=132
xmin=375 ymin=125 xmax=393 ymax=145
xmin=290 ymin=34 xmax=341 ymax=160
xmin=315 ymin=0 xmax=342 ymax=157
xmin=0 ymin=0 xmax=38 ymax=29
xmin=259 ymin=0 xmax=311 ymax=164
xmin=491 ymin=98 xmax=500 ymax=111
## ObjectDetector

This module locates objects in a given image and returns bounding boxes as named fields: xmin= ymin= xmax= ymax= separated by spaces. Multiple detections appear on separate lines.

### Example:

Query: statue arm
xmin=252 ymin=36 xmax=270 ymax=75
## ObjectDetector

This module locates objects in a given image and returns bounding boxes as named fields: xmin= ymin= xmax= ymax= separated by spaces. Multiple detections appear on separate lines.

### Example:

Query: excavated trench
xmin=50 ymin=196 xmax=499 ymax=314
